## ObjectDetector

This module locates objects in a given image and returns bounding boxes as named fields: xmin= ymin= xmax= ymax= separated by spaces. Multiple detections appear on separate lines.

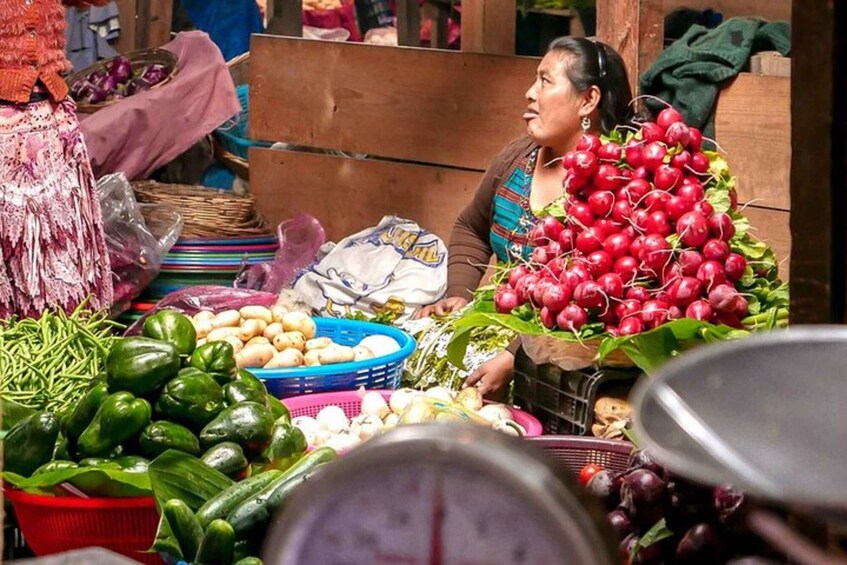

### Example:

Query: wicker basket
xmin=132 ymin=180 xmax=272 ymax=239
xmin=67 ymin=48 xmax=178 ymax=114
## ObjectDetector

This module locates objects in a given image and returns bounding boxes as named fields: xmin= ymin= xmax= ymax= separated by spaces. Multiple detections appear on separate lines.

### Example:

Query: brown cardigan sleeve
xmin=446 ymin=137 xmax=536 ymax=300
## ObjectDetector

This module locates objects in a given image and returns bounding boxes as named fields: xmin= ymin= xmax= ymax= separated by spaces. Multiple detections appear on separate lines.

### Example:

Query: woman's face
xmin=524 ymin=51 xmax=595 ymax=151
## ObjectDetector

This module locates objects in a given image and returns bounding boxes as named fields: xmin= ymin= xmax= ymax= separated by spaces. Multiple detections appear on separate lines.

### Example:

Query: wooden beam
xmin=461 ymin=0 xmax=515 ymax=55
xmin=663 ymin=0 xmax=791 ymax=21
xmin=267 ymin=0 xmax=303 ymax=36
xmin=789 ymin=0 xmax=847 ymax=323
xmin=115 ymin=0 xmax=138 ymax=52
xmin=396 ymin=0 xmax=421 ymax=47
xmin=147 ymin=0 xmax=173 ymax=47
xmin=423 ymin=2 xmax=450 ymax=49
xmin=596 ymin=0 xmax=664 ymax=96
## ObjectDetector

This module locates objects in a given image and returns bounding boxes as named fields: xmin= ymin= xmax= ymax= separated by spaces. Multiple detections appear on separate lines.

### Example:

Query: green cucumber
xmin=226 ymin=447 xmax=337 ymax=536
xmin=163 ymin=499 xmax=204 ymax=562
xmin=195 ymin=519 xmax=235 ymax=565
xmin=195 ymin=470 xmax=283 ymax=528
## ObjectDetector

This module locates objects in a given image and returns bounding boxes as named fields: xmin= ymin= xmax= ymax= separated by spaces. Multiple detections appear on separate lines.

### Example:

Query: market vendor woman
xmin=0 ymin=0 xmax=113 ymax=318
xmin=416 ymin=37 xmax=634 ymax=396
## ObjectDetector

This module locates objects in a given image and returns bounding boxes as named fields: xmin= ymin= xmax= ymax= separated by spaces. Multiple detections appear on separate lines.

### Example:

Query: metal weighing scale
xmin=261 ymin=424 xmax=620 ymax=565
xmin=631 ymin=326 xmax=847 ymax=565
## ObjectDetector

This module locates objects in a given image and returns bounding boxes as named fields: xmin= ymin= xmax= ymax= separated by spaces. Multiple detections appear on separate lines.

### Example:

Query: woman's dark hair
xmin=547 ymin=37 xmax=634 ymax=134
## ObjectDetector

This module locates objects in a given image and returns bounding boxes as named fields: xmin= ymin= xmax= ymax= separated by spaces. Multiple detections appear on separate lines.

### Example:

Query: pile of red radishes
xmin=494 ymin=107 xmax=765 ymax=337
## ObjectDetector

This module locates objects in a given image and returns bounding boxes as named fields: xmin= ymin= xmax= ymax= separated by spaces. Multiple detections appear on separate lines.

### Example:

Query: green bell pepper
xmin=106 ymin=337 xmax=181 ymax=396
xmin=3 ymin=411 xmax=60 ymax=477
xmin=113 ymin=455 xmax=150 ymax=474
xmin=266 ymin=395 xmax=290 ymax=424
xmin=142 ymin=310 xmax=197 ymax=356
xmin=223 ymin=381 xmax=267 ymax=407
xmin=200 ymin=401 xmax=274 ymax=454
xmin=234 ymin=370 xmax=267 ymax=394
xmin=156 ymin=371 xmax=224 ymax=429
xmin=190 ymin=342 xmax=237 ymax=385
xmin=62 ymin=381 xmax=110 ymax=442
xmin=53 ymin=433 xmax=71 ymax=461
xmin=77 ymin=392 xmax=152 ymax=458
xmin=139 ymin=421 xmax=201 ymax=458
xmin=262 ymin=423 xmax=307 ymax=472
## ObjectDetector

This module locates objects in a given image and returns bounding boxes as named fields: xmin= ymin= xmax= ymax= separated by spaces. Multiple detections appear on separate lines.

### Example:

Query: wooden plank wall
xmin=113 ymin=0 xmax=173 ymax=52
xmin=715 ymin=73 xmax=791 ymax=279
xmin=249 ymin=35 xmax=538 ymax=170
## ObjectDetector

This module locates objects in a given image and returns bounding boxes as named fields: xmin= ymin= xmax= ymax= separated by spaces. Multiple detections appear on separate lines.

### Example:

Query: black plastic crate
xmin=513 ymin=346 xmax=641 ymax=435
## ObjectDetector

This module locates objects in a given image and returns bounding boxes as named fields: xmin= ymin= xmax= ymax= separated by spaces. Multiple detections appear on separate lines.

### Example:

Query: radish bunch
xmin=494 ymin=107 xmax=759 ymax=338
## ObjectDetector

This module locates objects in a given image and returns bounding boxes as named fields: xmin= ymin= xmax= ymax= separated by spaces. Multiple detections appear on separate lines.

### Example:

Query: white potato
xmin=193 ymin=310 xmax=216 ymax=324
xmin=304 ymin=349 xmax=322 ymax=366
xmin=194 ymin=320 xmax=214 ymax=339
xmin=271 ymin=306 xmax=288 ymax=324
xmin=235 ymin=343 xmax=277 ymax=368
xmin=305 ymin=337 xmax=333 ymax=351
xmin=281 ymin=312 xmax=316 ymax=339
xmin=263 ymin=322 xmax=284 ymax=340
xmin=207 ymin=326 xmax=242 ymax=342
xmin=246 ymin=336 xmax=271 ymax=347
xmin=239 ymin=318 xmax=268 ymax=342
xmin=273 ymin=331 xmax=306 ymax=352
xmin=353 ymin=345 xmax=375 ymax=362
xmin=264 ymin=348 xmax=305 ymax=369
xmin=222 ymin=335 xmax=245 ymax=354
xmin=317 ymin=345 xmax=355 ymax=365
xmin=239 ymin=305 xmax=273 ymax=324
xmin=212 ymin=309 xmax=241 ymax=328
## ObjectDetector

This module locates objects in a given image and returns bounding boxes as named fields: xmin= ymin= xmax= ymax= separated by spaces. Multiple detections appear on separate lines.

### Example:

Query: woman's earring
xmin=581 ymin=116 xmax=591 ymax=132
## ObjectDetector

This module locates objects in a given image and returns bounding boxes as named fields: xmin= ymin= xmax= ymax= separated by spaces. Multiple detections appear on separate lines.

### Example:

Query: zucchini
xmin=196 ymin=470 xmax=283 ymax=528
xmin=163 ymin=499 xmax=204 ymax=562
xmin=195 ymin=519 xmax=235 ymax=565
xmin=227 ymin=447 xmax=337 ymax=537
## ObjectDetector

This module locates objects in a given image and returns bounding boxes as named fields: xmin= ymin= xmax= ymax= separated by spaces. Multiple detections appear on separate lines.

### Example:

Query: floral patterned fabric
xmin=0 ymin=99 xmax=112 ymax=318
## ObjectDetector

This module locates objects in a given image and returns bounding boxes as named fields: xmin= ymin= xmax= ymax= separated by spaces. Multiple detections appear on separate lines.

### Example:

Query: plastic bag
xmin=97 ymin=174 xmax=182 ymax=316
xmin=234 ymin=214 xmax=326 ymax=294
xmin=124 ymin=285 xmax=279 ymax=335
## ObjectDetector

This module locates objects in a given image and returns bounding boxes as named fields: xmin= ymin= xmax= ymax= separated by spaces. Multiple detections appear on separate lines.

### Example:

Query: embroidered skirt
xmin=0 ymin=99 xmax=112 ymax=318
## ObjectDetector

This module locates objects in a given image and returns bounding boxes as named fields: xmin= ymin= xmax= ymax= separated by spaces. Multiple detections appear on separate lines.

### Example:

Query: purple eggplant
xmin=676 ymin=523 xmax=728 ymax=564
xmin=108 ymin=55 xmax=133 ymax=84
xmin=620 ymin=534 xmax=640 ymax=562
xmin=587 ymin=469 xmax=622 ymax=509
xmin=628 ymin=449 xmax=665 ymax=476
xmin=87 ymin=85 xmax=109 ymax=104
xmin=140 ymin=63 xmax=168 ymax=86
xmin=631 ymin=541 xmax=670 ymax=565
xmin=607 ymin=509 xmax=634 ymax=540
xmin=666 ymin=477 xmax=716 ymax=532
xmin=620 ymin=469 xmax=668 ymax=531
xmin=126 ymin=77 xmax=153 ymax=96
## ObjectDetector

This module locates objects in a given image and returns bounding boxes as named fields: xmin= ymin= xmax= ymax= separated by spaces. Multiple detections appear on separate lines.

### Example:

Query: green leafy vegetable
xmin=3 ymin=466 xmax=151 ymax=497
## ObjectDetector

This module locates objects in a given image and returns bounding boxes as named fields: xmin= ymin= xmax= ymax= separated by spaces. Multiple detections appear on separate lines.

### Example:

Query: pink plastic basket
xmin=4 ymin=488 xmax=161 ymax=564
xmin=283 ymin=390 xmax=544 ymax=436
xmin=525 ymin=436 xmax=634 ymax=475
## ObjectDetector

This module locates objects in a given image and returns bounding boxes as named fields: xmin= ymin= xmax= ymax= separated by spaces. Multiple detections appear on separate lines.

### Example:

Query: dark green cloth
xmin=639 ymin=17 xmax=790 ymax=141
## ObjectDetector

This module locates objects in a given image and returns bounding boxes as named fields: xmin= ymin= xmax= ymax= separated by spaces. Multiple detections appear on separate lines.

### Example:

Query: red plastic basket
xmin=283 ymin=390 xmax=545 ymax=436
xmin=526 ymin=436 xmax=634 ymax=475
xmin=4 ymin=488 xmax=162 ymax=564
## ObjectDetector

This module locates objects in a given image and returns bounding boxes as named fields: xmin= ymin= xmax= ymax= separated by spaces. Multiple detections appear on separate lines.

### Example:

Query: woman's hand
xmin=413 ymin=297 xmax=469 ymax=320
xmin=464 ymin=351 xmax=515 ymax=400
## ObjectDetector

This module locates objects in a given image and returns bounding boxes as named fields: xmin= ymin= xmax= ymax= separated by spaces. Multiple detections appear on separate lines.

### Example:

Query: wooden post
xmin=461 ymin=0 xmax=515 ymax=55
xmin=267 ymin=0 xmax=303 ymax=36
xmin=423 ymin=2 xmax=449 ymax=49
xmin=789 ymin=0 xmax=847 ymax=323
xmin=595 ymin=0 xmax=663 ymax=96
xmin=397 ymin=0 xmax=422 ymax=46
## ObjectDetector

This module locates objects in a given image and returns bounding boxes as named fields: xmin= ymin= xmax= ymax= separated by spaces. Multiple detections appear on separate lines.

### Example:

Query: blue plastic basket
xmin=254 ymin=318 xmax=416 ymax=397
xmin=215 ymin=84 xmax=272 ymax=159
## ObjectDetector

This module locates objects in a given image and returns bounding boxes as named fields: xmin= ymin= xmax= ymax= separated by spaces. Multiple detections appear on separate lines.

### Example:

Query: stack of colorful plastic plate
xmin=117 ymin=234 xmax=279 ymax=325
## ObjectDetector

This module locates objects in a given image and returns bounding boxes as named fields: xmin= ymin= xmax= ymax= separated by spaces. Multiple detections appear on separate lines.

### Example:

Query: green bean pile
xmin=0 ymin=302 xmax=123 ymax=414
